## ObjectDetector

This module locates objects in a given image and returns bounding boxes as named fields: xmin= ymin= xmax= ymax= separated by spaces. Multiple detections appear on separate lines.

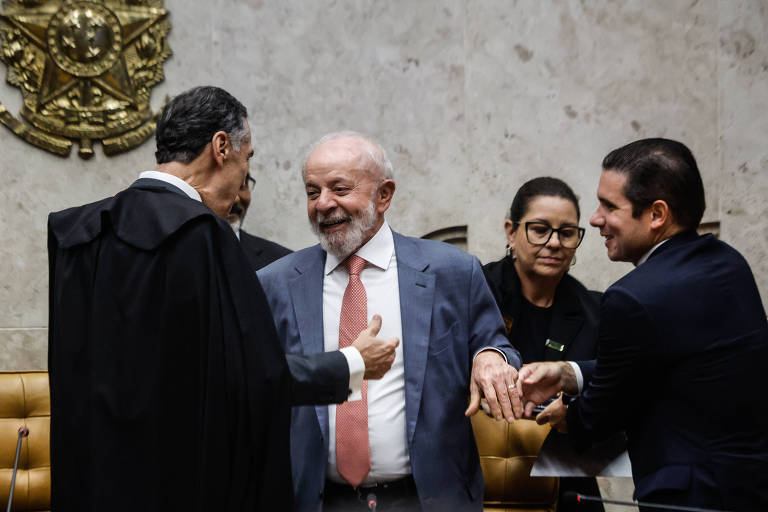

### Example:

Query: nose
xmin=315 ymin=188 xmax=337 ymax=213
xmin=590 ymin=209 xmax=603 ymax=228
xmin=546 ymin=230 xmax=562 ymax=248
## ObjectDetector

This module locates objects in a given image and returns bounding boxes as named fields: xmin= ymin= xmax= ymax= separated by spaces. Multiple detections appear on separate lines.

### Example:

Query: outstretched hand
xmin=517 ymin=361 xmax=577 ymax=417
xmin=351 ymin=314 xmax=400 ymax=380
xmin=465 ymin=351 xmax=522 ymax=423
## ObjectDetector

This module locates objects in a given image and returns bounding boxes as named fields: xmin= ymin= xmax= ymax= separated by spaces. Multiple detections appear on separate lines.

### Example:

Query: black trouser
xmin=323 ymin=476 xmax=421 ymax=512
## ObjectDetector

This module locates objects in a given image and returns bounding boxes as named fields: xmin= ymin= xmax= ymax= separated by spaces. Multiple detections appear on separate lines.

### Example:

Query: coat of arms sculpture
xmin=0 ymin=0 xmax=171 ymax=158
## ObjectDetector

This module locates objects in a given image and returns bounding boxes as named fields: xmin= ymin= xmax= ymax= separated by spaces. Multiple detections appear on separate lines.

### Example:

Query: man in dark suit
xmin=258 ymin=131 xmax=523 ymax=511
xmin=519 ymin=138 xmax=768 ymax=511
xmin=48 ymin=87 xmax=396 ymax=511
xmin=227 ymin=172 xmax=292 ymax=270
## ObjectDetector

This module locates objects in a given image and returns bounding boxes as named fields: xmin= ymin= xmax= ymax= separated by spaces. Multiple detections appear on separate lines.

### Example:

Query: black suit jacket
xmin=239 ymin=229 xmax=292 ymax=271
xmin=483 ymin=255 xmax=602 ymax=365
xmin=568 ymin=231 xmax=768 ymax=509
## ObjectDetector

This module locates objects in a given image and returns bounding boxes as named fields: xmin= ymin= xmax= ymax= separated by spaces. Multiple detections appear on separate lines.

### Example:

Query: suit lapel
xmin=393 ymin=233 xmax=435 ymax=444
xmin=287 ymin=247 xmax=330 ymax=437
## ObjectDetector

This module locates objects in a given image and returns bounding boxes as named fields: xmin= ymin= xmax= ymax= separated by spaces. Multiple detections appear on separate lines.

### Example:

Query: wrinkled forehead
xmin=305 ymin=137 xmax=381 ymax=180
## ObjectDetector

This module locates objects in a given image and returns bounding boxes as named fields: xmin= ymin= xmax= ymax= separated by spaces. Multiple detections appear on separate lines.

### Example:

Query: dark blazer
xmin=258 ymin=232 xmax=521 ymax=512
xmin=568 ymin=231 xmax=768 ymax=510
xmin=483 ymin=255 xmax=602 ymax=365
xmin=239 ymin=229 xmax=292 ymax=271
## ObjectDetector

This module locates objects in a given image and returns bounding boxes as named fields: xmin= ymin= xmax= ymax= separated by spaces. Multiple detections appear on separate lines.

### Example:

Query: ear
xmin=375 ymin=179 xmax=396 ymax=214
xmin=504 ymin=219 xmax=517 ymax=250
xmin=648 ymin=199 xmax=671 ymax=230
xmin=210 ymin=130 xmax=230 ymax=166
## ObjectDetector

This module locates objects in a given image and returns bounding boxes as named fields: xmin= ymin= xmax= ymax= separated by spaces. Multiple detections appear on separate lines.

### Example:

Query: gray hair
xmin=301 ymin=131 xmax=394 ymax=181
xmin=228 ymin=124 xmax=250 ymax=153
xmin=155 ymin=85 xmax=248 ymax=164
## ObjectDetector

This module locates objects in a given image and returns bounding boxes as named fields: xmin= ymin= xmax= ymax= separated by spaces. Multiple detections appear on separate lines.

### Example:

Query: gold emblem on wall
xmin=0 ymin=0 xmax=171 ymax=158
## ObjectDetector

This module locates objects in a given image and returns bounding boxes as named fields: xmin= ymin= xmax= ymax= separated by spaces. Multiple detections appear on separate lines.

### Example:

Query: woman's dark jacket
xmin=482 ymin=255 xmax=602 ymax=365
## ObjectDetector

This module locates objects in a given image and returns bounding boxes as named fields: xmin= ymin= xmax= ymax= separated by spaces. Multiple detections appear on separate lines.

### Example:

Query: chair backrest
xmin=471 ymin=413 xmax=558 ymax=512
xmin=0 ymin=372 xmax=50 ymax=512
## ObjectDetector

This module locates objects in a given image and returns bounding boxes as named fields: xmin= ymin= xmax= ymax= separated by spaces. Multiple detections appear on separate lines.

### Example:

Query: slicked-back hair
xmin=602 ymin=138 xmax=705 ymax=231
xmin=155 ymin=86 xmax=248 ymax=165
xmin=508 ymin=176 xmax=581 ymax=224
xmin=301 ymin=131 xmax=394 ymax=182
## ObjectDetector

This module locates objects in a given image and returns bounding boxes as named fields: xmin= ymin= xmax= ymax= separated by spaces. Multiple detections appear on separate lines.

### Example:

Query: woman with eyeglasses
xmin=482 ymin=176 xmax=604 ymax=512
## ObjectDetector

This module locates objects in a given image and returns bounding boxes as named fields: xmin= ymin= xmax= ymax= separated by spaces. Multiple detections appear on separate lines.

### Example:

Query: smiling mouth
xmin=319 ymin=217 xmax=349 ymax=230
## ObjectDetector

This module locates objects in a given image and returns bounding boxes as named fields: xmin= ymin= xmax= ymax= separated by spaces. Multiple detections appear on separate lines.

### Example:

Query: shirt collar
xmin=324 ymin=221 xmax=394 ymax=275
xmin=636 ymin=238 xmax=669 ymax=266
xmin=139 ymin=170 xmax=202 ymax=202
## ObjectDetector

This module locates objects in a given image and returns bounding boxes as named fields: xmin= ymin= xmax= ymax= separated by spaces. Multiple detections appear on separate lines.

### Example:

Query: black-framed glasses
xmin=523 ymin=222 xmax=585 ymax=248
xmin=244 ymin=173 xmax=256 ymax=190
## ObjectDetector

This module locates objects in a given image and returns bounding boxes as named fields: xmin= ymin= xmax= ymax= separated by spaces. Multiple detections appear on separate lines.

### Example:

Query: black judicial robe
xmin=48 ymin=179 xmax=300 ymax=511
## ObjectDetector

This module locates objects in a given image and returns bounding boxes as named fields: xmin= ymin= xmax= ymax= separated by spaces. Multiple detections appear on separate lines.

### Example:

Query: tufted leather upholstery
xmin=472 ymin=413 xmax=558 ymax=511
xmin=0 ymin=372 xmax=50 ymax=512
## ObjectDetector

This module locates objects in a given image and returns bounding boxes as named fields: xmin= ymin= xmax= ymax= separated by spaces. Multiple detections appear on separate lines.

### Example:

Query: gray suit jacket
xmin=258 ymin=231 xmax=521 ymax=512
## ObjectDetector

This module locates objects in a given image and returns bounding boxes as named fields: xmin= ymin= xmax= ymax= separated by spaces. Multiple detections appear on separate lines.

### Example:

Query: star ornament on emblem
xmin=0 ymin=0 xmax=171 ymax=158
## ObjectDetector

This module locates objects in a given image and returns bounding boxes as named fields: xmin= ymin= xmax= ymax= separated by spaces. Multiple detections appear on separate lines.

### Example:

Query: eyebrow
xmin=527 ymin=219 xmax=579 ymax=226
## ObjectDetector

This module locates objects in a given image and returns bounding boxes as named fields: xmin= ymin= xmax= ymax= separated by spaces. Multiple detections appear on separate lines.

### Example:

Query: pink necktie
xmin=335 ymin=255 xmax=371 ymax=487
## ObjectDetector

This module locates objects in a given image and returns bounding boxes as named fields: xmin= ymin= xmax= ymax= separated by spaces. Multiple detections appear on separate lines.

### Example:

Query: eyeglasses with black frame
xmin=523 ymin=222 xmax=585 ymax=249
xmin=244 ymin=173 xmax=256 ymax=191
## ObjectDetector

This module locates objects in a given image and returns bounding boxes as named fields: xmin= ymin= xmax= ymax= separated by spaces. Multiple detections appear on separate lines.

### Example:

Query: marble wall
xmin=4 ymin=1 xmax=766 ymax=506
xmin=1 ymin=0 xmax=766 ymax=382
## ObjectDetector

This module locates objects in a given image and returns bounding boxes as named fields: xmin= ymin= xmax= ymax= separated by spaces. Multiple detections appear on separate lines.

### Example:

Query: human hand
xmin=518 ymin=361 xmax=578 ymax=417
xmin=352 ymin=314 xmax=400 ymax=380
xmin=465 ymin=350 xmax=522 ymax=423
xmin=535 ymin=395 xmax=568 ymax=433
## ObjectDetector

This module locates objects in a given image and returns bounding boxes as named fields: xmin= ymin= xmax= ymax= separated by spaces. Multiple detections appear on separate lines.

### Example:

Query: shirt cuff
xmin=472 ymin=347 xmax=508 ymax=364
xmin=567 ymin=361 xmax=584 ymax=395
xmin=340 ymin=346 xmax=365 ymax=401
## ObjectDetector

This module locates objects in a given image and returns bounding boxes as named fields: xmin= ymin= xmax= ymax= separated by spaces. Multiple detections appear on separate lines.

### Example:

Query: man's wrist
xmin=473 ymin=347 xmax=508 ymax=364
xmin=562 ymin=361 xmax=581 ymax=395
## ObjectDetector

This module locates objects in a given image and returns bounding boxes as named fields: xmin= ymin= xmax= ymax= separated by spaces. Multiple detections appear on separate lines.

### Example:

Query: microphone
xmin=366 ymin=492 xmax=377 ymax=511
xmin=564 ymin=492 xmax=730 ymax=512
xmin=6 ymin=426 xmax=30 ymax=512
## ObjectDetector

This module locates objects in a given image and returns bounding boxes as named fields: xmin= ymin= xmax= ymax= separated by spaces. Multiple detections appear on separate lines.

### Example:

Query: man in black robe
xmin=48 ymin=86 xmax=398 ymax=511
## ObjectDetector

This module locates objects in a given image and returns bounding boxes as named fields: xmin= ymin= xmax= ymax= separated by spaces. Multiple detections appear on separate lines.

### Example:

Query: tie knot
xmin=344 ymin=255 xmax=367 ymax=276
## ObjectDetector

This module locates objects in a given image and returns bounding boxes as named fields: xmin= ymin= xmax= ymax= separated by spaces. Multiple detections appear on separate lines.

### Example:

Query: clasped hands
xmin=466 ymin=359 xmax=578 ymax=431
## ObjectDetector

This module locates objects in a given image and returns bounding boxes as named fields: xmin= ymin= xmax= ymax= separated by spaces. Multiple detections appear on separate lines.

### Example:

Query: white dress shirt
xmin=324 ymin=222 xmax=411 ymax=484
xmin=138 ymin=170 xmax=202 ymax=202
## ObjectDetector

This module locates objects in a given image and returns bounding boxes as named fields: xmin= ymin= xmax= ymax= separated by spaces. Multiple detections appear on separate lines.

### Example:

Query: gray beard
xmin=311 ymin=199 xmax=378 ymax=260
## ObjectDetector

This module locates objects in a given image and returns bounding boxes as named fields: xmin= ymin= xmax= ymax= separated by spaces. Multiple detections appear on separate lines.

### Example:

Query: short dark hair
xmin=602 ymin=138 xmax=705 ymax=231
xmin=508 ymin=177 xmax=581 ymax=224
xmin=155 ymin=86 xmax=248 ymax=164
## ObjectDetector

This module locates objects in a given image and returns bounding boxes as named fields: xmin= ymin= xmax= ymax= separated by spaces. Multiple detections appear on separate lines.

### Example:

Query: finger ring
xmin=507 ymin=384 xmax=515 ymax=390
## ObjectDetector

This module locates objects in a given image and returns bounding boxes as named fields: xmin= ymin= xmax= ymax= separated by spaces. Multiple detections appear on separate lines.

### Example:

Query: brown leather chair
xmin=0 ymin=372 xmax=50 ymax=512
xmin=472 ymin=413 xmax=558 ymax=511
